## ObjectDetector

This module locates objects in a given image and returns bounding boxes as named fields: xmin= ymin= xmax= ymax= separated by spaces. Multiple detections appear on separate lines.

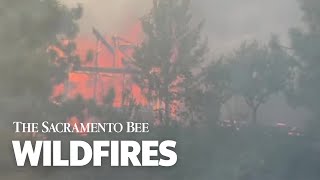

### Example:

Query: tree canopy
xmin=132 ymin=0 xmax=208 ymax=125
xmin=226 ymin=37 xmax=293 ymax=123
xmin=0 ymin=0 xmax=82 ymax=124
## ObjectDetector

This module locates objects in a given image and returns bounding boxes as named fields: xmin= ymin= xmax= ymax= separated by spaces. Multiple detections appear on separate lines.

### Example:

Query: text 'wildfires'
xmin=12 ymin=140 xmax=177 ymax=167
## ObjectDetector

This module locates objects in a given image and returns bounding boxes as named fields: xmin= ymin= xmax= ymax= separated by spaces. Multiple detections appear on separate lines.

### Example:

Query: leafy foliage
xmin=227 ymin=37 xmax=293 ymax=123
xmin=0 ymin=0 xmax=82 ymax=124
xmin=200 ymin=58 xmax=233 ymax=125
xmin=286 ymin=0 xmax=320 ymax=133
xmin=132 ymin=0 xmax=208 ymax=125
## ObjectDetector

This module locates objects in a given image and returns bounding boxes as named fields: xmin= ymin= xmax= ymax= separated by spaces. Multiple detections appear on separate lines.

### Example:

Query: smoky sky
xmin=191 ymin=0 xmax=303 ymax=53
xmin=63 ymin=0 xmax=303 ymax=53
xmin=60 ymin=1 xmax=308 ymax=126
xmin=63 ymin=0 xmax=152 ymax=36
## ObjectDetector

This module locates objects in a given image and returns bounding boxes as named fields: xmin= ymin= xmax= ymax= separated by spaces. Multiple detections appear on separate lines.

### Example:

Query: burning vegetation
xmin=2 ymin=0 xmax=320 ymax=179
xmin=51 ymin=22 xmax=146 ymax=107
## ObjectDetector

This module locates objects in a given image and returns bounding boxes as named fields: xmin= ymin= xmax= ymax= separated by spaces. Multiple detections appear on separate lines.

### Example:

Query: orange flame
xmin=52 ymin=22 xmax=147 ymax=107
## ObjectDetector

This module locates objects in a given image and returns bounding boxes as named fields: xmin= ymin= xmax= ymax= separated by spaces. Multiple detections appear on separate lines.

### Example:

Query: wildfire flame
xmin=52 ymin=22 xmax=147 ymax=107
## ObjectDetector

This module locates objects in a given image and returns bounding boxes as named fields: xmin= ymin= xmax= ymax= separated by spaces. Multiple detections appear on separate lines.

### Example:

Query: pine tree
xmin=132 ymin=0 xmax=207 ymax=125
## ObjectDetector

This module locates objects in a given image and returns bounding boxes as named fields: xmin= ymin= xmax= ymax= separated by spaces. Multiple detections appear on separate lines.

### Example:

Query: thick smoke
xmin=63 ymin=0 xmax=151 ymax=35
xmin=191 ymin=0 xmax=302 ymax=53
xmin=60 ymin=0 xmax=309 ymax=127
xmin=64 ymin=0 xmax=303 ymax=52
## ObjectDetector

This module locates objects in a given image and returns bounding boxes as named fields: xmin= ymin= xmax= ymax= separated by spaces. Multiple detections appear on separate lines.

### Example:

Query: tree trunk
xmin=164 ymin=95 xmax=170 ymax=125
xmin=159 ymin=108 xmax=163 ymax=124
xmin=252 ymin=106 xmax=258 ymax=124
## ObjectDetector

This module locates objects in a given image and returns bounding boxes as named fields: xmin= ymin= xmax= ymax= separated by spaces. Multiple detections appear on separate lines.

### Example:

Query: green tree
xmin=286 ymin=0 xmax=320 ymax=133
xmin=0 ymin=0 xmax=82 ymax=178
xmin=132 ymin=0 xmax=207 ymax=125
xmin=228 ymin=37 xmax=292 ymax=124
xmin=0 ymin=0 xmax=82 ymax=124
xmin=199 ymin=58 xmax=232 ymax=127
